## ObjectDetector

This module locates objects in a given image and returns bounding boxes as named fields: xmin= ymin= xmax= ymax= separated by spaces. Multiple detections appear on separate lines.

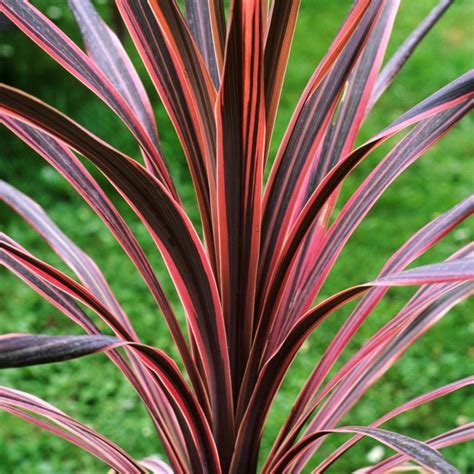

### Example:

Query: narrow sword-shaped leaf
xmin=269 ymin=0 xmax=401 ymax=343
xmin=0 ymin=181 xmax=200 ymax=462
xmin=231 ymin=259 xmax=473 ymax=472
xmin=0 ymin=333 xmax=222 ymax=472
xmin=0 ymin=0 xmax=174 ymax=190
xmin=1 ymin=234 xmax=99 ymax=335
xmin=308 ymin=245 xmax=474 ymax=421
xmin=296 ymin=0 xmax=400 ymax=207
xmin=276 ymin=100 xmax=472 ymax=332
xmin=0 ymin=334 xmax=119 ymax=368
xmin=256 ymin=73 xmax=473 ymax=375
xmin=0 ymin=326 xmax=220 ymax=471
xmin=1 ymin=116 xmax=208 ymax=411
xmin=263 ymin=0 xmax=301 ymax=152
xmin=0 ymin=85 xmax=233 ymax=446
xmin=317 ymin=376 xmax=473 ymax=472
xmin=0 ymin=180 xmax=135 ymax=336
xmin=0 ymin=387 xmax=146 ymax=473
xmin=293 ymin=281 xmax=473 ymax=469
xmin=184 ymin=0 xmax=221 ymax=86
xmin=258 ymin=1 xmax=385 ymax=308
xmin=0 ymin=236 xmax=192 ymax=470
xmin=239 ymin=76 xmax=473 ymax=431
xmin=266 ymin=198 xmax=473 ymax=467
xmin=215 ymin=0 xmax=266 ymax=419
xmin=370 ymin=424 xmax=474 ymax=473
xmin=68 ymin=0 xmax=160 ymax=148
xmin=369 ymin=0 xmax=454 ymax=110
xmin=272 ymin=426 xmax=458 ymax=474
xmin=116 ymin=0 xmax=217 ymax=261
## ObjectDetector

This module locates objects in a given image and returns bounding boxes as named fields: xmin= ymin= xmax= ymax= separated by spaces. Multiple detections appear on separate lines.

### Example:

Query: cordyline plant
xmin=0 ymin=0 xmax=472 ymax=472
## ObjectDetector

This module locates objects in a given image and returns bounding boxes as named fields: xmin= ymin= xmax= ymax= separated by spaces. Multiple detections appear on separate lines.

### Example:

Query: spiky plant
xmin=0 ymin=0 xmax=473 ymax=472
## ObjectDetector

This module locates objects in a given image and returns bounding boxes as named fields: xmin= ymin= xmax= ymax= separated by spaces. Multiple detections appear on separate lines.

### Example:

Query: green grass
xmin=1 ymin=1 xmax=473 ymax=472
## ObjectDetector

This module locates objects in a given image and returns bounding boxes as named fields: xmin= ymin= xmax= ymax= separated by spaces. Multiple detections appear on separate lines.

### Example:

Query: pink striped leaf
xmin=272 ymin=100 xmax=472 ymax=341
xmin=369 ymin=0 xmax=454 ymax=110
xmin=215 ymin=0 xmax=266 ymax=418
xmin=0 ymin=333 xmax=221 ymax=472
xmin=272 ymin=426 xmax=458 ymax=474
xmin=0 ymin=116 xmax=207 ymax=409
xmin=369 ymin=423 xmax=473 ymax=473
xmin=302 ymin=243 xmax=472 ymax=433
xmin=266 ymin=198 xmax=473 ymax=465
xmin=256 ymin=72 xmax=473 ymax=368
xmin=1 ymin=236 xmax=137 ymax=340
xmin=0 ymin=386 xmax=146 ymax=473
xmin=0 ymin=85 xmax=233 ymax=436
xmin=269 ymin=0 xmax=401 ymax=341
xmin=0 ymin=0 xmax=174 ymax=190
xmin=231 ymin=258 xmax=473 ymax=472
xmin=258 ymin=1 xmax=385 ymax=305
xmin=1 ymin=234 xmax=99 ymax=335
xmin=0 ymin=179 xmax=135 ymax=336
xmin=0 ymin=237 xmax=193 ymax=470
xmin=116 ymin=0 xmax=217 ymax=256
xmin=263 ymin=0 xmax=301 ymax=151
xmin=302 ymin=245 xmax=473 ymax=431
xmin=0 ymin=331 xmax=218 ymax=470
xmin=317 ymin=376 xmax=473 ymax=471
xmin=291 ymin=281 xmax=473 ymax=470
xmin=184 ymin=0 xmax=223 ymax=86
xmin=68 ymin=0 xmax=160 ymax=148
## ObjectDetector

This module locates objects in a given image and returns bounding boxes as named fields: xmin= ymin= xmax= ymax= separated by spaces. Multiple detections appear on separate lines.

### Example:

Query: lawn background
xmin=0 ymin=0 xmax=473 ymax=472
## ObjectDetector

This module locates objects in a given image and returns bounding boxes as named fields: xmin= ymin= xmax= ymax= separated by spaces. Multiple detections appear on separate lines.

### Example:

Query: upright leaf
xmin=215 ymin=0 xmax=266 ymax=414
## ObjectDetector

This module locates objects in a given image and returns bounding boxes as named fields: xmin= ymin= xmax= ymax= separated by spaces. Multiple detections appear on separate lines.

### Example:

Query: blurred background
xmin=0 ymin=0 xmax=473 ymax=472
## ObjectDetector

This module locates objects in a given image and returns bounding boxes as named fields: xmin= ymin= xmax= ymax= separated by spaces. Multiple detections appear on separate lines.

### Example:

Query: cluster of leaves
xmin=0 ymin=0 xmax=472 ymax=472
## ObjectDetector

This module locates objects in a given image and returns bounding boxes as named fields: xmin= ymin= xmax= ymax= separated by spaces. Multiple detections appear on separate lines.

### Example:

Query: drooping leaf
xmin=0 ymin=333 xmax=119 ymax=368
xmin=0 ymin=116 xmax=207 ymax=408
xmin=317 ymin=376 xmax=473 ymax=471
xmin=0 ymin=85 xmax=233 ymax=437
xmin=273 ymin=426 xmax=458 ymax=474
xmin=232 ymin=258 xmax=473 ymax=472
xmin=370 ymin=423 xmax=474 ymax=473
xmin=266 ymin=198 xmax=473 ymax=466
xmin=0 ymin=386 xmax=146 ymax=473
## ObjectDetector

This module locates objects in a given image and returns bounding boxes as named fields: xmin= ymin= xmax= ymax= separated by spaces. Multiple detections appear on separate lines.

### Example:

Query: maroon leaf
xmin=264 ymin=0 xmax=301 ymax=151
xmin=0 ymin=333 xmax=119 ymax=368
xmin=215 ymin=0 xmax=266 ymax=419
xmin=0 ymin=116 xmax=207 ymax=409
xmin=184 ymin=0 xmax=222 ymax=86
xmin=0 ymin=0 xmax=174 ymax=190
xmin=0 ymin=85 xmax=233 ymax=439
xmin=0 ymin=386 xmax=146 ymax=473
xmin=116 ymin=0 xmax=217 ymax=257
xmin=317 ymin=376 xmax=473 ymax=471
xmin=232 ymin=258 xmax=472 ymax=472
xmin=370 ymin=0 xmax=454 ymax=109
xmin=370 ymin=424 xmax=473 ymax=473
xmin=273 ymin=426 xmax=458 ymax=474
xmin=266 ymin=198 xmax=473 ymax=467
xmin=68 ymin=0 xmax=160 ymax=149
